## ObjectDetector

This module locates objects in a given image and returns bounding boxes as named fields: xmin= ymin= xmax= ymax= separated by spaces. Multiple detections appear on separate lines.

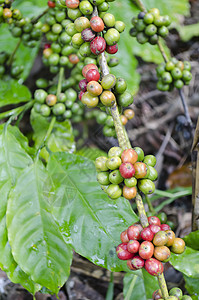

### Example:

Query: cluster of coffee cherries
xmin=42 ymin=6 xmax=81 ymax=74
xmin=130 ymin=8 xmax=171 ymax=45
xmin=33 ymin=88 xmax=84 ymax=121
xmin=153 ymin=287 xmax=192 ymax=300
xmin=0 ymin=51 xmax=24 ymax=79
xmin=116 ymin=216 xmax=185 ymax=276
xmin=65 ymin=0 xmax=125 ymax=57
xmin=0 ymin=1 xmax=42 ymax=48
xmin=95 ymin=147 xmax=158 ymax=200
xmin=156 ymin=59 xmax=192 ymax=91
xmin=79 ymin=63 xmax=133 ymax=108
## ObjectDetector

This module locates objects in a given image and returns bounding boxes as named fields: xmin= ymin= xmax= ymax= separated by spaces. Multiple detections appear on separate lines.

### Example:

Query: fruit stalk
xmin=158 ymin=273 xmax=169 ymax=298
xmin=134 ymin=0 xmax=147 ymax=13
xmin=98 ymin=52 xmax=131 ymax=150
xmin=145 ymin=194 xmax=156 ymax=215
xmin=56 ymin=67 xmax=65 ymax=96
xmin=178 ymin=88 xmax=193 ymax=132
xmin=0 ymin=100 xmax=33 ymax=120
xmin=157 ymin=40 xmax=169 ymax=63
xmin=135 ymin=193 xmax=149 ymax=228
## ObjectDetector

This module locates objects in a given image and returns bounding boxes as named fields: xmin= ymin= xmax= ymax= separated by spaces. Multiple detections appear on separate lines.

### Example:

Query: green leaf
xmin=76 ymin=147 xmax=107 ymax=160
xmin=0 ymin=79 xmax=31 ymax=108
xmin=6 ymin=160 xmax=73 ymax=294
xmin=30 ymin=110 xmax=75 ymax=161
xmin=0 ymin=24 xmax=40 ymax=81
xmin=170 ymin=247 xmax=199 ymax=278
xmin=184 ymin=231 xmax=199 ymax=251
xmin=184 ymin=274 xmax=199 ymax=299
xmin=123 ymin=269 xmax=159 ymax=300
xmin=0 ymin=125 xmax=40 ymax=294
xmin=47 ymin=152 xmax=138 ymax=272
xmin=12 ymin=0 xmax=47 ymax=17
xmin=177 ymin=23 xmax=199 ymax=41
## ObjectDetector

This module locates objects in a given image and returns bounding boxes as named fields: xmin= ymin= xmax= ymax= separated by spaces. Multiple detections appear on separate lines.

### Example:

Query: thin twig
xmin=31 ymin=7 xmax=49 ymax=24
xmin=157 ymin=40 xmax=169 ymax=63
xmin=7 ymin=38 xmax=22 ymax=67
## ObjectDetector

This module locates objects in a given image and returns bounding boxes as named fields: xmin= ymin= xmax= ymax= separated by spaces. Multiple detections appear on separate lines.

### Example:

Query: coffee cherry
xmin=97 ymin=171 xmax=110 ymax=185
xmin=104 ymin=28 xmax=120 ymax=46
xmin=143 ymin=155 xmax=156 ymax=167
xmin=123 ymin=186 xmax=137 ymax=200
xmin=135 ymin=19 xmax=146 ymax=32
xmin=139 ymin=241 xmax=154 ymax=259
xmin=160 ymin=224 xmax=171 ymax=231
xmin=108 ymin=146 xmax=122 ymax=158
xmin=182 ymin=70 xmax=192 ymax=82
xmin=134 ymin=162 xmax=147 ymax=179
xmin=34 ymin=89 xmax=48 ymax=104
xmin=74 ymin=16 xmax=90 ymax=32
xmin=100 ymin=90 xmax=116 ymax=106
xmin=171 ymin=238 xmax=185 ymax=254
xmin=138 ymin=179 xmax=155 ymax=194
xmin=153 ymin=231 xmax=168 ymax=246
xmin=86 ymin=69 xmax=100 ymax=82
xmin=124 ymin=177 xmax=137 ymax=188
xmin=90 ymin=16 xmax=104 ymax=32
xmin=136 ymin=32 xmax=148 ymax=44
xmin=109 ymin=170 xmax=123 ymax=184
xmin=81 ymin=91 xmax=99 ymax=107
xmin=57 ymin=93 xmax=67 ymax=103
xmin=46 ymin=94 xmax=57 ymax=106
xmin=79 ymin=0 xmax=93 ymax=15
xmin=144 ymin=13 xmax=154 ymax=24
xmin=145 ymin=258 xmax=163 ymax=276
xmin=87 ymin=81 xmax=102 ymax=96
xmin=68 ymin=8 xmax=82 ymax=20
xmin=149 ymin=225 xmax=161 ymax=234
xmin=119 ymin=162 xmax=135 ymax=179
xmin=90 ymin=36 xmax=106 ymax=55
xmin=169 ymin=287 xmax=183 ymax=300
xmin=158 ymin=26 xmax=169 ymax=37
xmin=154 ymin=246 xmax=170 ymax=261
xmin=40 ymin=104 xmax=51 ymax=117
xmin=90 ymin=0 xmax=105 ymax=5
xmin=107 ymin=184 xmax=122 ymax=199
xmin=157 ymin=212 xmax=167 ymax=224
xmin=95 ymin=156 xmax=109 ymax=171
xmin=121 ymin=149 xmax=138 ymax=165
xmin=141 ymin=227 xmax=154 ymax=241
xmin=167 ymin=297 xmax=178 ymax=300
xmin=114 ymin=77 xmax=127 ymax=94
xmin=118 ymin=91 xmax=134 ymax=107
xmin=106 ymin=156 xmax=122 ymax=170
xmin=65 ymin=0 xmax=80 ymax=8
xmin=116 ymin=243 xmax=134 ymax=260
xmin=127 ymin=240 xmax=140 ymax=253
xmin=145 ymin=24 xmax=157 ymax=36
xmin=121 ymin=115 xmax=128 ymax=126
xmin=52 ymin=103 xmax=65 ymax=115
xmin=101 ymin=74 xmax=116 ymax=89
xmin=127 ymin=224 xmax=142 ymax=241
xmin=165 ymin=230 xmax=175 ymax=247
xmin=131 ymin=255 xmax=145 ymax=269
xmin=120 ymin=229 xmax=129 ymax=243
xmin=115 ymin=21 xmax=125 ymax=33
xmin=152 ymin=289 xmax=162 ymax=300
xmin=79 ymin=42 xmax=92 ymax=57
xmin=147 ymin=166 xmax=158 ymax=181
xmin=182 ymin=296 xmax=192 ymax=300
xmin=106 ymin=44 xmax=118 ymax=54
xmin=48 ymin=1 xmax=56 ymax=7
xmin=103 ymin=13 xmax=115 ymax=27
xmin=148 ymin=8 xmax=160 ymax=18
xmin=103 ymin=126 xmax=116 ymax=137
xmin=133 ymin=147 xmax=144 ymax=162
xmin=98 ymin=2 xmax=109 ymax=12
xmin=124 ymin=109 xmax=135 ymax=120
xmin=81 ymin=28 xmax=96 ymax=42
xmin=127 ymin=259 xmax=137 ymax=270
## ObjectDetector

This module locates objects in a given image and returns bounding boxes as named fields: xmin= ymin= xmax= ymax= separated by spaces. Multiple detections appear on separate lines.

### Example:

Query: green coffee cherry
xmin=109 ymin=170 xmax=123 ymax=184
xmin=138 ymin=179 xmax=155 ymax=194
xmin=97 ymin=172 xmax=110 ymax=185
xmin=107 ymin=184 xmax=122 ymax=199
xmin=108 ymin=147 xmax=122 ymax=158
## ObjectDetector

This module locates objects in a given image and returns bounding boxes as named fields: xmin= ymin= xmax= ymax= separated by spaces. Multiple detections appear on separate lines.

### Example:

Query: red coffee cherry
xmin=44 ymin=43 xmax=51 ymax=49
xmin=79 ymin=79 xmax=88 ymax=92
xmin=127 ymin=240 xmax=140 ymax=253
xmin=141 ymin=227 xmax=154 ymax=241
xmin=134 ymin=162 xmax=147 ymax=179
xmin=145 ymin=258 xmax=164 ymax=276
xmin=127 ymin=259 xmax=137 ymax=270
xmin=69 ymin=54 xmax=79 ymax=64
xmin=90 ymin=36 xmax=106 ymax=55
xmin=81 ymin=28 xmax=96 ymax=42
xmin=121 ymin=149 xmax=138 ymax=165
xmin=120 ymin=229 xmax=129 ymax=243
xmin=78 ymin=91 xmax=85 ymax=100
xmin=154 ymin=246 xmax=171 ymax=261
xmin=160 ymin=224 xmax=171 ymax=231
xmin=82 ymin=64 xmax=98 ymax=78
xmin=87 ymin=81 xmax=103 ymax=96
xmin=90 ymin=16 xmax=105 ymax=32
xmin=116 ymin=243 xmax=135 ymax=260
xmin=148 ymin=216 xmax=161 ymax=227
xmin=131 ymin=255 xmax=145 ymax=269
xmin=48 ymin=1 xmax=56 ymax=8
xmin=152 ymin=289 xmax=163 ymax=300
xmin=123 ymin=186 xmax=137 ymax=200
xmin=149 ymin=224 xmax=161 ymax=234
xmin=65 ymin=0 xmax=80 ymax=9
xmin=127 ymin=224 xmax=142 ymax=241
xmin=139 ymin=241 xmax=154 ymax=259
xmin=106 ymin=44 xmax=118 ymax=54
xmin=86 ymin=69 xmax=100 ymax=82
xmin=119 ymin=162 xmax=135 ymax=179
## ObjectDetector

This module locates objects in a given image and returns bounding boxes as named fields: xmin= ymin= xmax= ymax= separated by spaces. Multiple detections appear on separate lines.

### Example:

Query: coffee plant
xmin=0 ymin=0 xmax=198 ymax=299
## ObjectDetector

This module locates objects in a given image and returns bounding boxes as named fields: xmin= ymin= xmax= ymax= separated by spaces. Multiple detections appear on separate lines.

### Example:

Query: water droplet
xmin=74 ymin=225 xmax=78 ymax=233
xmin=47 ymin=259 xmax=52 ymax=267
xmin=31 ymin=244 xmax=38 ymax=252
